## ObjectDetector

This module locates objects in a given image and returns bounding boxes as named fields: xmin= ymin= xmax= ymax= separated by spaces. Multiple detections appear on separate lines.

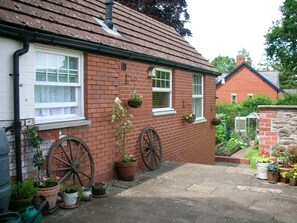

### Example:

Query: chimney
xmin=104 ymin=0 xmax=114 ymax=29
xmin=236 ymin=50 xmax=245 ymax=66
xmin=246 ymin=57 xmax=252 ymax=66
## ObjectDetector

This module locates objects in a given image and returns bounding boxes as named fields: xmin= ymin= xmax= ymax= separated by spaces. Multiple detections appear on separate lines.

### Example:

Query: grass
xmin=244 ymin=149 xmax=259 ymax=169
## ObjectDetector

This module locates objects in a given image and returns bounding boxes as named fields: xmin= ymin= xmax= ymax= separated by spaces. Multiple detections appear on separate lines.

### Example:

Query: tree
xmin=265 ymin=0 xmax=297 ymax=89
xmin=115 ymin=0 xmax=192 ymax=37
xmin=210 ymin=56 xmax=236 ymax=73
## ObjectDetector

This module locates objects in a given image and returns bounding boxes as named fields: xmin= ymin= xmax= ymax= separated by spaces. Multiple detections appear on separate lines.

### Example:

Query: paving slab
xmin=43 ymin=161 xmax=297 ymax=223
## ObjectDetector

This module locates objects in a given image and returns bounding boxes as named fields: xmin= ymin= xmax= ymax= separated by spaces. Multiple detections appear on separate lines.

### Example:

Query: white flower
xmin=115 ymin=97 xmax=121 ymax=104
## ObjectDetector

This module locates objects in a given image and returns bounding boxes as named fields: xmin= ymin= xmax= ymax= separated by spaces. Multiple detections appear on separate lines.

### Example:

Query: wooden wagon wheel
xmin=140 ymin=127 xmax=162 ymax=170
xmin=47 ymin=136 xmax=94 ymax=188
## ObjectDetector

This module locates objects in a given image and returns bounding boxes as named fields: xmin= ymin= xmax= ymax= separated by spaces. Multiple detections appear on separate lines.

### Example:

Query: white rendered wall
xmin=0 ymin=37 xmax=35 ymax=121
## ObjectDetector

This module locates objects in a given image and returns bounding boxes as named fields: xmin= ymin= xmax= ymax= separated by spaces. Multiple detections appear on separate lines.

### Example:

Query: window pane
xmin=192 ymin=98 xmax=202 ymax=118
xmin=192 ymin=74 xmax=202 ymax=95
xmin=35 ymin=86 xmax=76 ymax=103
xmin=69 ymin=57 xmax=78 ymax=69
xmin=58 ymin=56 xmax=68 ymax=69
xmin=36 ymin=68 xmax=46 ymax=81
xmin=36 ymin=53 xmax=46 ymax=67
xmin=47 ymin=54 xmax=57 ymax=68
xmin=152 ymin=92 xmax=170 ymax=108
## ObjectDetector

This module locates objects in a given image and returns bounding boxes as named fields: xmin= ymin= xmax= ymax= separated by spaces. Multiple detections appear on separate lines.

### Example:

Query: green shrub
xmin=11 ymin=178 xmax=37 ymax=200
xmin=253 ymin=139 xmax=259 ymax=150
xmin=215 ymin=125 xmax=226 ymax=145
xmin=241 ymin=94 xmax=272 ymax=115
xmin=275 ymin=93 xmax=297 ymax=105
xmin=216 ymin=103 xmax=242 ymax=129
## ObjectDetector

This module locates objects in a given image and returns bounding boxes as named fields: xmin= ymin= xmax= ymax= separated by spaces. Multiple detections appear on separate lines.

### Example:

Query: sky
xmin=185 ymin=0 xmax=284 ymax=67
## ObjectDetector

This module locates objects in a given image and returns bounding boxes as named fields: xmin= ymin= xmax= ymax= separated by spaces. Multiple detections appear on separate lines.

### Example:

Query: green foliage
xmin=115 ymin=0 xmax=192 ymax=37
xmin=11 ymin=178 xmax=37 ymax=200
xmin=247 ymin=128 xmax=257 ymax=140
xmin=244 ymin=149 xmax=259 ymax=169
xmin=27 ymin=128 xmax=44 ymax=180
xmin=275 ymin=93 xmax=297 ymax=105
xmin=111 ymin=97 xmax=135 ymax=161
xmin=128 ymin=90 xmax=143 ymax=102
xmin=215 ymin=125 xmax=225 ymax=145
xmin=216 ymin=103 xmax=242 ymax=129
xmin=210 ymin=55 xmax=236 ymax=73
xmin=267 ymin=162 xmax=280 ymax=173
xmin=265 ymin=0 xmax=297 ymax=88
xmin=271 ymin=144 xmax=294 ymax=167
xmin=253 ymin=139 xmax=259 ymax=150
xmin=241 ymin=95 xmax=272 ymax=115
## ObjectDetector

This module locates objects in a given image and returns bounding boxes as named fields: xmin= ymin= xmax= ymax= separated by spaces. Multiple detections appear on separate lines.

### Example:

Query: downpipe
xmin=13 ymin=40 xmax=29 ymax=182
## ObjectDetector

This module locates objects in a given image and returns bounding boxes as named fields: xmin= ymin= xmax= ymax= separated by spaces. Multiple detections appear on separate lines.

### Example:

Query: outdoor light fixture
xmin=147 ymin=66 xmax=156 ymax=77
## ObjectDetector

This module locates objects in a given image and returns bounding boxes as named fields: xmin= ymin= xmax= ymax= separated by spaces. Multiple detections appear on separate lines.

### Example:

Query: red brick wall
xmin=259 ymin=109 xmax=278 ymax=154
xmin=39 ymin=53 xmax=216 ymax=183
xmin=216 ymin=66 xmax=279 ymax=103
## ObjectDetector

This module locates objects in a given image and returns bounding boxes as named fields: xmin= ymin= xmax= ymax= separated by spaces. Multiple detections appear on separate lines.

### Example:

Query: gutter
xmin=0 ymin=24 xmax=220 ymax=77
xmin=12 ymin=40 xmax=30 ymax=182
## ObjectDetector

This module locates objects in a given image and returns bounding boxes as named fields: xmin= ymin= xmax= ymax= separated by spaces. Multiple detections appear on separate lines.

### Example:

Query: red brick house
xmin=0 ymin=0 xmax=219 ymax=184
xmin=216 ymin=53 xmax=283 ymax=103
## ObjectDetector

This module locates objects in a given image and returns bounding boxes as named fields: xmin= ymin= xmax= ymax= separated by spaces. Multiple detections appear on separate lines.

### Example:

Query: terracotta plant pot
xmin=34 ymin=183 xmax=60 ymax=214
xmin=267 ymin=171 xmax=279 ymax=184
xmin=289 ymin=178 xmax=297 ymax=186
xmin=9 ymin=196 xmax=33 ymax=211
xmin=115 ymin=160 xmax=137 ymax=181
xmin=128 ymin=100 xmax=142 ymax=108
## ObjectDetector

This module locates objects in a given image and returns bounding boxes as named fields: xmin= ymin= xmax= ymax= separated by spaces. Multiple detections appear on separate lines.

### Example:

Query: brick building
xmin=216 ymin=53 xmax=283 ymax=103
xmin=0 ymin=0 xmax=219 ymax=184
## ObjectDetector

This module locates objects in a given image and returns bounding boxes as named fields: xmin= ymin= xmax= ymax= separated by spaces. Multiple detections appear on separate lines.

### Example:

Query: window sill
xmin=36 ymin=119 xmax=91 ymax=131
xmin=152 ymin=109 xmax=177 ymax=116
xmin=193 ymin=118 xmax=207 ymax=124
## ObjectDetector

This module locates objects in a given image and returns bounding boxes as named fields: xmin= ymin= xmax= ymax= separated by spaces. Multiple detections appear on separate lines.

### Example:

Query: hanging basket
xmin=128 ymin=100 xmax=142 ymax=108
xmin=211 ymin=118 xmax=222 ymax=125
xmin=184 ymin=117 xmax=196 ymax=124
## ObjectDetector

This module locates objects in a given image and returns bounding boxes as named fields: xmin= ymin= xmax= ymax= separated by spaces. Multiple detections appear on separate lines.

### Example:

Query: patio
xmin=43 ymin=161 xmax=297 ymax=223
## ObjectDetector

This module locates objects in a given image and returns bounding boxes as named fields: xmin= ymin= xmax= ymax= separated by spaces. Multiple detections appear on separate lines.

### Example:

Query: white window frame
xmin=231 ymin=94 xmax=237 ymax=104
xmin=34 ymin=47 xmax=84 ymax=124
xmin=152 ymin=68 xmax=175 ymax=115
xmin=192 ymin=74 xmax=205 ymax=121
xmin=235 ymin=116 xmax=246 ymax=133
xmin=248 ymin=93 xmax=253 ymax=99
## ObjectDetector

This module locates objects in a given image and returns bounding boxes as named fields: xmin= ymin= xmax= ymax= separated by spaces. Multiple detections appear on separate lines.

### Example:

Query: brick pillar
xmin=259 ymin=109 xmax=278 ymax=154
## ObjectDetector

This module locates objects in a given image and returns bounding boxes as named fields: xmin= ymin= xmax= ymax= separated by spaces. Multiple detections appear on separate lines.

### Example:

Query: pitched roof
xmin=260 ymin=71 xmax=280 ymax=88
xmin=0 ymin=0 xmax=219 ymax=76
xmin=216 ymin=62 xmax=283 ymax=92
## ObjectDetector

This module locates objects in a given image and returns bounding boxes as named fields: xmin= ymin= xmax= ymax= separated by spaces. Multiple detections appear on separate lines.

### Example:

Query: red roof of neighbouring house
xmin=0 ymin=0 xmax=219 ymax=75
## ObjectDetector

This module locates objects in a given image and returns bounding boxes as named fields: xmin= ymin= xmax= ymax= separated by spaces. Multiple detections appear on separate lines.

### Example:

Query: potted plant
xmin=60 ymin=181 xmax=82 ymax=208
xmin=111 ymin=97 xmax=137 ymax=181
xmin=288 ymin=164 xmax=297 ymax=186
xmin=183 ymin=113 xmax=196 ymax=124
xmin=27 ymin=128 xmax=60 ymax=214
xmin=127 ymin=90 xmax=143 ymax=108
xmin=33 ymin=177 xmax=60 ymax=214
xmin=10 ymin=178 xmax=37 ymax=211
xmin=92 ymin=182 xmax=107 ymax=198
xmin=271 ymin=144 xmax=295 ymax=181
xmin=256 ymin=151 xmax=270 ymax=180
xmin=267 ymin=162 xmax=279 ymax=184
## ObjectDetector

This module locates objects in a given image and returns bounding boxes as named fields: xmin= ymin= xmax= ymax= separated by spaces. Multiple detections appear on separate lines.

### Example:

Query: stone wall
xmin=259 ymin=106 xmax=297 ymax=153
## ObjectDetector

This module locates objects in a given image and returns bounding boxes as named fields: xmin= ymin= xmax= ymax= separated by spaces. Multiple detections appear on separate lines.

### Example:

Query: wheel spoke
xmin=78 ymin=151 xmax=89 ymax=163
xmin=78 ymin=170 xmax=91 ymax=179
xmin=52 ymin=167 xmax=71 ymax=172
xmin=69 ymin=139 xmax=74 ymax=161
xmin=75 ymin=172 xmax=83 ymax=186
xmin=75 ymin=142 xmax=81 ymax=162
xmin=59 ymin=144 xmax=71 ymax=164
xmin=53 ymin=155 xmax=71 ymax=166
xmin=59 ymin=170 xmax=71 ymax=183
